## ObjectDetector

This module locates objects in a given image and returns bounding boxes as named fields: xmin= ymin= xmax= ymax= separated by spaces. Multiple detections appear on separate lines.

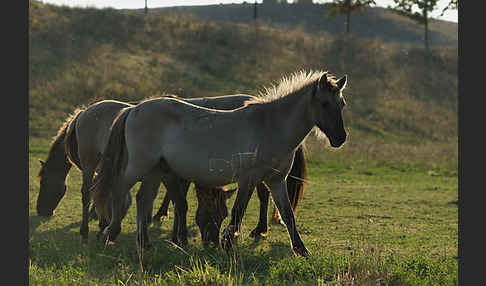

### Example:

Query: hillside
xmin=29 ymin=0 xmax=457 ymax=166
xmin=148 ymin=3 xmax=457 ymax=48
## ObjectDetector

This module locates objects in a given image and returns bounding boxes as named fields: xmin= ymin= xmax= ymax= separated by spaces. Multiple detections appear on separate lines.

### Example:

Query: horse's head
xmin=36 ymin=160 xmax=67 ymax=217
xmin=311 ymin=73 xmax=348 ymax=148
xmin=195 ymin=186 xmax=236 ymax=247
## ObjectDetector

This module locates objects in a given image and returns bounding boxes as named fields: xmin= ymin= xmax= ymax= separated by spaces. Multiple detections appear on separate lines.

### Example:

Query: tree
xmin=326 ymin=0 xmax=376 ymax=34
xmin=440 ymin=0 xmax=458 ymax=16
xmin=389 ymin=0 xmax=441 ymax=51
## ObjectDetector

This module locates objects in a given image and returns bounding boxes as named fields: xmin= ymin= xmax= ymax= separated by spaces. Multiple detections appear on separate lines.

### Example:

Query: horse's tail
xmin=93 ymin=107 xmax=132 ymax=222
xmin=64 ymin=108 xmax=84 ymax=170
xmin=286 ymin=144 xmax=308 ymax=214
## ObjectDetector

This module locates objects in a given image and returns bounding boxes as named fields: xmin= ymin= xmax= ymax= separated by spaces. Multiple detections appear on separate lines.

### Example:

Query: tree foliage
xmin=441 ymin=0 xmax=458 ymax=16
xmin=388 ymin=0 xmax=442 ymax=50
xmin=389 ymin=0 xmax=439 ymax=24
xmin=325 ymin=0 xmax=376 ymax=33
xmin=327 ymin=0 xmax=376 ymax=15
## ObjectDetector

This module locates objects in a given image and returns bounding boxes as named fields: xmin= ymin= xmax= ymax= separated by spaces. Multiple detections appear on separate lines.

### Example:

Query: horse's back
xmin=125 ymin=97 xmax=268 ymax=185
xmin=187 ymin=94 xmax=256 ymax=110
xmin=75 ymin=100 xmax=134 ymax=165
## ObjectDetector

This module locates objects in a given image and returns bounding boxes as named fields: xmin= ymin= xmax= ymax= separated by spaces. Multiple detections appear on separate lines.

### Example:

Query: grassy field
xmin=29 ymin=136 xmax=458 ymax=285
xmin=28 ymin=1 xmax=458 ymax=284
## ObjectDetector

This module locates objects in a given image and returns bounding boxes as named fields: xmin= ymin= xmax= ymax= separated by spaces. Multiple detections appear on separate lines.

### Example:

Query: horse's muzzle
xmin=329 ymin=133 xmax=347 ymax=148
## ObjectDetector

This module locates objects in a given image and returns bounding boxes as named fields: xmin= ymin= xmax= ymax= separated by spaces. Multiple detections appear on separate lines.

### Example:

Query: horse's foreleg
xmin=271 ymin=204 xmax=284 ymax=225
xmin=135 ymin=168 xmax=162 ymax=251
xmin=153 ymin=191 xmax=171 ymax=222
xmin=221 ymin=177 xmax=256 ymax=251
xmin=268 ymin=179 xmax=309 ymax=257
xmin=88 ymin=205 xmax=98 ymax=221
xmin=250 ymin=182 xmax=270 ymax=238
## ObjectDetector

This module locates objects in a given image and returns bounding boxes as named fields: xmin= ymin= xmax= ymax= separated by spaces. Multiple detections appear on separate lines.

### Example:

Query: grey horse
xmin=95 ymin=70 xmax=348 ymax=256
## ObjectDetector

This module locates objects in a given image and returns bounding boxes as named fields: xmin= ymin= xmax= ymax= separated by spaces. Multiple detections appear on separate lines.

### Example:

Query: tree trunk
xmin=424 ymin=6 xmax=429 ymax=50
xmin=346 ymin=10 xmax=350 ymax=33
xmin=254 ymin=0 xmax=258 ymax=21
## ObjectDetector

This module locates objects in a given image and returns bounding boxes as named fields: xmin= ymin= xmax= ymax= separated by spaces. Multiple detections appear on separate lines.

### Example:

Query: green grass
xmin=29 ymin=138 xmax=458 ymax=285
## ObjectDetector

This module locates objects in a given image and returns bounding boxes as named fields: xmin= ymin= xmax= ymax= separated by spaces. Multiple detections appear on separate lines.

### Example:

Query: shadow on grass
xmin=29 ymin=212 xmax=202 ymax=279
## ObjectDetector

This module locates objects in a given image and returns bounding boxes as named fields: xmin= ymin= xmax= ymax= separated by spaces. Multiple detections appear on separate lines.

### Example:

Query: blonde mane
xmin=247 ymin=70 xmax=338 ymax=105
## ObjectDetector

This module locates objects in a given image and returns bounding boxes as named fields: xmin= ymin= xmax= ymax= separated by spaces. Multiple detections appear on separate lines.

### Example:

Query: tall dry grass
xmin=29 ymin=1 xmax=457 ymax=168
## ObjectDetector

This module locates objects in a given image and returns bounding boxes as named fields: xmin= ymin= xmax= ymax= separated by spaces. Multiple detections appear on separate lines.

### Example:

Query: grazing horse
xmin=36 ymin=95 xmax=306 ymax=245
xmin=94 ymin=70 xmax=348 ymax=256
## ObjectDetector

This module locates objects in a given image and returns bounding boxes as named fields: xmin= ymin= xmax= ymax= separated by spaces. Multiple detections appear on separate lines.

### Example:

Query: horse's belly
xmin=161 ymin=128 xmax=258 ymax=186
xmin=164 ymin=151 xmax=237 ymax=186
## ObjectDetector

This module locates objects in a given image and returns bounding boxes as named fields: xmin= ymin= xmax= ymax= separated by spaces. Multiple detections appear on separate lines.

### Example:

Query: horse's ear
xmin=317 ymin=73 xmax=327 ymax=90
xmin=337 ymin=75 xmax=347 ymax=91
xmin=39 ymin=160 xmax=45 ymax=166
xmin=223 ymin=188 xmax=237 ymax=200
xmin=318 ymin=72 xmax=334 ymax=91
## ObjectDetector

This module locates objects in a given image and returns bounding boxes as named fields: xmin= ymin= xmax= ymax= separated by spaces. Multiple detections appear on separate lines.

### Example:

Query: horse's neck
xmin=47 ymin=141 xmax=72 ymax=179
xmin=260 ymin=86 xmax=315 ymax=154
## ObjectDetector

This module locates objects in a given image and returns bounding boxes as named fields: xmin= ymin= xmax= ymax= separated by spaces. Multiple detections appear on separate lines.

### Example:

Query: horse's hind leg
xmin=135 ymin=167 xmax=162 ymax=250
xmin=162 ymin=173 xmax=190 ymax=247
xmin=153 ymin=191 xmax=171 ymax=222
xmin=250 ymin=182 xmax=270 ymax=238
xmin=80 ymin=169 xmax=95 ymax=243
xmin=102 ymin=169 xmax=140 ymax=243
xmin=221 ymin=177 xmax=257 ymax=251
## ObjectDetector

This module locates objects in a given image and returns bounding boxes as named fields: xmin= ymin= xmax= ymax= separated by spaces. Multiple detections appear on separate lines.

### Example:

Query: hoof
xmin=249 ymin=229 xmax=267 ymax=239
xmin=153 ymin=214 xmax=169 ymax=222
xmin=97 ymin=226 xmax=117 ymax=244
xmin=106 ymin=240 xmax=116 ymax=246
xmin=221 ymin=228 xmax=236 ymax=251
xmin=160 ymin=215 xmax=169 ymax=221
xmin=202 ymin=241 xmax=219 ymax=248
xmin=293 ymin=246 xmax=310 ymax=257
xmin=171 ymin=237 xmax=188 ymax=248
xmin=81 ymin=236 xmax=89 ymax=244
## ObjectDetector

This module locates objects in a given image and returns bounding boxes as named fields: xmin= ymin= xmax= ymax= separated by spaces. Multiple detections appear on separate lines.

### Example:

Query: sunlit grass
xmin=29 ymin=136 xmax=457 ymax=285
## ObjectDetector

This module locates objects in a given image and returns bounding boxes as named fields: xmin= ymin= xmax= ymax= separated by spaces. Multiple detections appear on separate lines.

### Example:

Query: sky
xmin=38 ymin=0 xmax=458 ymax=23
